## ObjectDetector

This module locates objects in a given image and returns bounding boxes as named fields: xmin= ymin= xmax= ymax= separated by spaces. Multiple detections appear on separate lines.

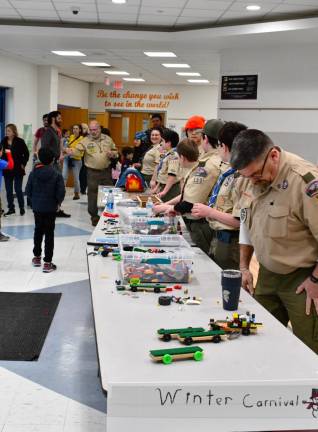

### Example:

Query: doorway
xmin=108 ymin=111 xmax=166 ymax=149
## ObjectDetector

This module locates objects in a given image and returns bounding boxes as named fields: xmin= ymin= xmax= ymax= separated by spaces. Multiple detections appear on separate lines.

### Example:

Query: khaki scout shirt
xmin=141 ymin=143 xmax=161 ymax=176
xmin=182 ymin=148 xmax=222 ymax=219
xmin=207 ymin=169 xmax=241 ymax=231
xmin=157 ymin=149 xmax=180 ymax=185
xmin=238 ymin=149 xmax=318 ymax=274
xmin=73 ymin=133 xmax=118 ymax=170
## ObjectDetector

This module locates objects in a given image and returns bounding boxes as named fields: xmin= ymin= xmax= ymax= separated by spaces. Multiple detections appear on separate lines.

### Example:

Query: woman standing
xmin=62 ymin=124 xmax=83 ymax=200
xmin=2 ymin=124 xmax=29 ymax=216
xmin=141 ymin=127 xmax=163 ymax=187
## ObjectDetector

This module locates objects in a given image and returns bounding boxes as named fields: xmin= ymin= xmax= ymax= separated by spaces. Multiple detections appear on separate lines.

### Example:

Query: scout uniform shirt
xmin=238 ymin=149 xmax=318 ymax=274
xmin=73 ymin=133 xmax=118 ymax=170
xmin=207 ymin=166 xmax=241 ymax=231
xmin=141 ymin=143 xmax=162 ymax=176
xmin=157 ymin=149 xmax=181 ymax=185
xmin=182 ymin=148 xmax=222 ymax=219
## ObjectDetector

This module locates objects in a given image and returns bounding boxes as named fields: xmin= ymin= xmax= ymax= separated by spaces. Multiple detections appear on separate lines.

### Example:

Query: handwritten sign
xmin=96 ymin=89 xmax=180 ymax=110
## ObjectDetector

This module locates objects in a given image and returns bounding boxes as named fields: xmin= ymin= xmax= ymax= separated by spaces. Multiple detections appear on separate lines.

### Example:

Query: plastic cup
xmin=221 ymin=269 xmax=242 ymax=311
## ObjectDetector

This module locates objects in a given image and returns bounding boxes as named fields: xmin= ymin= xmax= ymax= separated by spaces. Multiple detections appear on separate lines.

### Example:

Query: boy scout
xmin=154 ymin=119 xmax=224 ymax=254
xmin=67 ymin=120 xmax=118 ymax=226
xmin=231 ymin=129 xmax=318 ymax=353
xmin=192 ymin=122 xmax=247 ymax=269
xmin=141 ymin=127 xmax=163 ymax=186
xmin=151 ymin=129 xmax=181 ymax=202
xmin=184 ymin=115 xmax=206 ymax=157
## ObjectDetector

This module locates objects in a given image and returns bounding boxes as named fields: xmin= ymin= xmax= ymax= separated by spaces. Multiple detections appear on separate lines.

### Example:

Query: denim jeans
xmin=62 ymin=158 xmax=82 ymax=193
xmin=4 ymin=175 xmax=25 ymax=211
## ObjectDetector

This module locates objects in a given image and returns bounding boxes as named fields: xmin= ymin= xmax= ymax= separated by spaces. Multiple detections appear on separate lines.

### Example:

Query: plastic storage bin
xmin=128 ymin=216 xmax=177 ymax=235
xmin=119 ymin=234 xmax=193 ymax=283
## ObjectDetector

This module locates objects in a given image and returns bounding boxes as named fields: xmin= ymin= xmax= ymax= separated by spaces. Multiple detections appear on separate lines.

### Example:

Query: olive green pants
xmin=142 ymin=174 xmax=152 ymax=187
xmin=255 ymin=264 xmax=318 ymax=354
xmin=183 ymin=217 xmax=213 ymax=255
xmin=87 ymin=167 xmax=112 ymax=222
xmin=159 ymin=182 xmax=181 ymax=203
xmin=209 ymin=232 xmax=240 ymax=270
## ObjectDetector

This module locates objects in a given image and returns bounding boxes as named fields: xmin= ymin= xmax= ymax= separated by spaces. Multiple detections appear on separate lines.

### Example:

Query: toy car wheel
xmin=212 ymin=335 xmax=221 ymax=343
xmin=242 ymin=328 xmax=250 ymax=336
xmin=184 ymin=337 xmax=193 ymax=346
xmin=131 ymin=285 xmax=138 ymax=292
xmin=162 ymin=354 xmax=173 ymax=364
xmin=163 ymin=333 xmax=171 ymax=342
xmin=194 ymin=351 xmax=203 ymax=361
xmin=154 ymin=287 xmax=161 ymax=293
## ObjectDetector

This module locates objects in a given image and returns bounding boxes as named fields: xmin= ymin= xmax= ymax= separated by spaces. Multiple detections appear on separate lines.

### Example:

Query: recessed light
xmin=144 ymin=52 xmax=176 ymax=58
xmin=162 ymin=63 xmax=190 ymax=68
xmin=81 ymin=62 xmax=111 ymax=67
xmin=123 ymin=78 xmax=145 ymax=82
xmin=51 ymin=51 xmax=86 ymax=56
xmin=104 ymin=71 xmax=130 ymax=75
xmin=187 ymin=79 xmax=210 ymax=83
xmin=112 ymin=0 xmax=126 ymax=3
xmin=176 ymin=72 xmax=201 ymax=76
xmin=246 ymin=5 xmax=261 ymax=11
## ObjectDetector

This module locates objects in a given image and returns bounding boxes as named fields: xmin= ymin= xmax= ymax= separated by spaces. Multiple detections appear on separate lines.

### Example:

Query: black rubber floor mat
xmin=0 ymin=292 xmax=61 ymax=361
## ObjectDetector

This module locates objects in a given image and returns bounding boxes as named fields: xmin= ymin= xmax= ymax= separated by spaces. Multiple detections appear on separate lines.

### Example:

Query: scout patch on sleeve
xmin=240 ymin=208 xmax=247 ymax=223
xmin=194 ymin=166 xmax=208 ymax=178
xmin=305 ymin=179 xmax=318 ymax=198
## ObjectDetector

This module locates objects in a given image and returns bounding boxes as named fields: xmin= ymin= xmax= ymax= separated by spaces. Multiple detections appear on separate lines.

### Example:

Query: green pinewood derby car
xmin=157 ymin=327 xmax=205 ymax=342
xmin=150 ymin=346 xmax=204 ymax=364
xmin=177 ymin=329 xmax=227 ymax=345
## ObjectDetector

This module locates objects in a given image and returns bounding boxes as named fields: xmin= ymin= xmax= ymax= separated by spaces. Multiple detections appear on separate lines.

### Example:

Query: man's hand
xmin=59 ymin=154 xmax=64 ymax=163
xmin=150 ymin=179 xmax=156 ymax=189
xmin=192 ymin=203 xmax=211 ymax=218
xmin=5 ymin=149 xmax=11 ymax=154
xmin=153 ymin=203 xmax=170 ymax=215
xmin=241 ymin=269 xmax=254 ymax=295
xmin=65 ymin=148 xmax=73 ymax=155
xmin=296 ymin=277 xmax=318 ymax=315
xmin=107 ymin=150 xmax=117 ymax=159
xmin=157 ymin=190 xmax=166 ymax=198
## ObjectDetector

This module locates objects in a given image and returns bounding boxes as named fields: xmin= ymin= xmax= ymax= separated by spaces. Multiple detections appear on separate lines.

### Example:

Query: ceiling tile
xmin=139 ymin=6 xmax=181 ymax=15
xmin=142 ymin=0 xmax=186 ymax=6
xmin=270 ymin=4 xmax=318 ymax=12
xmin=0 ymin=8 xmax=20 ymax=16
xmin=18 ymin=9 xmax=59 ymax=17
xmin=137 ymin=15 xmax=178 ymax=25
xmin=96 ymin=4 xmax=139 ymax=13
xmin=11 ymin=0 xmax=55 ymax=9
xmin=181 ymin=9 xmax=223 ymax=18
xmin=228 ymin=1 xmax=278 ymax=12
xmin=186 ymin=0 xmax=233 ymax=10
xmin=284 ymin=0 xmax=318 ymax=4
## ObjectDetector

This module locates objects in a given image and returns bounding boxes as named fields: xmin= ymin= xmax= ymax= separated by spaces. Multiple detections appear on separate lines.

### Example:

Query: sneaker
xmin=43 ymin=262 xmax=57 ymax=273
xmin=73 ymin=193 xmax=80 ymax=200
xmin=91 ymin=216 xmax=100 ymax=227
xmin=4 ymin=209 xmax=15 ymax=216
xmin=20 ymin=208 xmax=25 ymax=216
xmin=32 ymin=256 xmax=41 ymax=267
xmin=0 ymin=232 xmax=9 ymax=242
xmin=56 ymin=209 xmax=71 ymax=218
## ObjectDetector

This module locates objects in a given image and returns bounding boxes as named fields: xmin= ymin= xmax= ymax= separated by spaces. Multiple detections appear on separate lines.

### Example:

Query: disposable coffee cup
xmin=221 ymin=269 xmax=242 ymax=311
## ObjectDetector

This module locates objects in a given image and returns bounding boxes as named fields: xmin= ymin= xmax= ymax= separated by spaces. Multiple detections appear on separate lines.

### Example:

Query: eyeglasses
xmin=244 ymin=147 xmax=273 ymax=179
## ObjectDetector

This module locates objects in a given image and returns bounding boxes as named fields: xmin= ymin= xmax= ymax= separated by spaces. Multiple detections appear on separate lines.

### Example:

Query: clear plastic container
xmin=119 ymin=234 xmax=193 ymax=283
xmin=128 ymin=216 xmax=177 ymax=235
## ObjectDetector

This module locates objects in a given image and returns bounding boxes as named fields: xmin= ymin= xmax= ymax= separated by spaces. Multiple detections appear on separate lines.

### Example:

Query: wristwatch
xmin=310 ymin=273 xmax=318 ymax=283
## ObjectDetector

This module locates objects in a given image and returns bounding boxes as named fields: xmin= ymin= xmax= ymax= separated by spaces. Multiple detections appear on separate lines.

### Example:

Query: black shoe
xmin=56 ymin=209 xmax=71 ymax=218
xmin=0 ymin=232 xmax=9 ymax=242
xmin=4 ymin=209 xmax=15 ymax=216
xmin=20 ymin=208 xmax=25 ymax=216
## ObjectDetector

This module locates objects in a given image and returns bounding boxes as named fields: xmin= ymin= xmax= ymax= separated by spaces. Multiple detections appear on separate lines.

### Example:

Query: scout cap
xmin=203 ymin=119 xmax=225 ymax=140
xmin=184 ymin=115 xmax=205 ymax=131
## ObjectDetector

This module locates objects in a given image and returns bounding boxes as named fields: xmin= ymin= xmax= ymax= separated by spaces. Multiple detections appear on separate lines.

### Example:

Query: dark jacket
xmin=25 ymin=163 xmax=65 ymax=213
xmin=2 ymin=136 xmax=29 ymax=177
xmin=132 ymin=142 xmax=151 ymax=166
xmin=41 ymin=127 xmax=61 ymax=160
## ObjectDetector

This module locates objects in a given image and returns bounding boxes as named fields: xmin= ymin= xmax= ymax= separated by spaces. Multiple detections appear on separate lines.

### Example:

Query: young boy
xmin=26 ymin=147 xmax=65 ymax=272
xmin=0 ymin=145 xmax=14 ymax=241
xmin=120 ymin=146 xmax=134 ymax=176
xmin=151 ymin=129 xmax=181 ymax=202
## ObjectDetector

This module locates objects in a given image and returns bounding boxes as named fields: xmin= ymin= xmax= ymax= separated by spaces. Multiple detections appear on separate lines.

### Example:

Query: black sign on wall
xmin=221 ymin=75 xmax=258 ymax=100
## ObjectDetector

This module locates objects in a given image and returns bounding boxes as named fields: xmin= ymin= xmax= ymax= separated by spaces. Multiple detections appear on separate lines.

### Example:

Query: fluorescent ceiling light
xmin=187 ymin=79 xmax=210 ymax=83
xmin=81 ymin=62 xmax=111 ymax=67
xmin=176 ymin=72 xmax=201 ymax=76
xmin=144 ymin=52 xmax=176 ymax=57
xmin=246 ymin=5 xmax=261 ymax=11
xmin=51 ymin=51 xmax=86 ymax=56
xmin=104 ymin=71 xmax=130 ymax=75
xmin=112 ymin=0 xmax=126 ymax=3
xmin=162 ymin=63 xmax=190 ymax=68
xmin=123 ymin=78 xmax=145 ymax=82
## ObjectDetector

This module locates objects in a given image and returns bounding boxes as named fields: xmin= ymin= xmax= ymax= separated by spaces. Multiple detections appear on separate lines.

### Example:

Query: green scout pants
xmin=142 ymin=174 xmax=152 ymax=187
xmin=183 ymin=217 xmax=213 ymax=255
xmin=210 ymin=230 xmax=240 ymax=270
xmin=255 ymin=264 xmax=318 ymax=354
xmin=159 ymin=182 xmax=181 ymax=203
xmin=87 ymin=167 xmax=112 ymax=220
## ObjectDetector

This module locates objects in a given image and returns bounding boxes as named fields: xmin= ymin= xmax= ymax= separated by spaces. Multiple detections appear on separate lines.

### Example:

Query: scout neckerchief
xmin=208 ymin=167 xmax=236 ymax=207
xmin=157 ymin=149 xmax=176 ymax=173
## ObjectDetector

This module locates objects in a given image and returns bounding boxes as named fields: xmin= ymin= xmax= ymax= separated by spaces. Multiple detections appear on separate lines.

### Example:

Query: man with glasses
xmin=231 ymin=129 xmax=318 ymax=353
xmin=67 ymin=120 xmax=118 ymax=226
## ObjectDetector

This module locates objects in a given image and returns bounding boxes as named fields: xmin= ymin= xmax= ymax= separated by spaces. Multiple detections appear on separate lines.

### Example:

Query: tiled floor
xmin=0 ymin=190 xmax=106 ymax=432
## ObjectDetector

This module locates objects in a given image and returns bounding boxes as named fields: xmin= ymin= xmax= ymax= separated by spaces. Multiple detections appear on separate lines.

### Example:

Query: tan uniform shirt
xmin=207 ymin=169 xmax=241 ymax=231
xmin=141 ymin=143 xmax=161 ymax=176
xmin=182 ymin=148 xmax=222 ymax=219
xmin=73 ymin=133 xmax=118 ymax=170
xmin=237 ymin=149 xmax=318 ymax=274
xmin=157 ymin=150 xmax=181 ymax=185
